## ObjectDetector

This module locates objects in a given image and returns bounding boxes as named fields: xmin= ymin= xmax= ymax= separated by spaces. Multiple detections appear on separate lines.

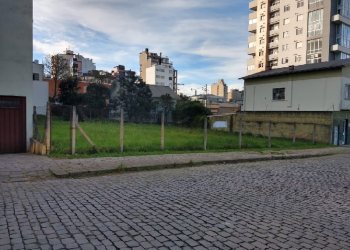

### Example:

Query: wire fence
xmin=31 ymin=104 xmax=326 ymax=156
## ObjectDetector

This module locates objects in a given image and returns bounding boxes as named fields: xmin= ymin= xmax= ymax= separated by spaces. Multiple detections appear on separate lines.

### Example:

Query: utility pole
xmin=202 ymin=84 xmax=208 ymax=108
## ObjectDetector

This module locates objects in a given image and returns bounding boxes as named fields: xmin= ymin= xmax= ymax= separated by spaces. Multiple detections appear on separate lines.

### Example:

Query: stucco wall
xmin=244 ymin=69 xmax=342 ymax=111
xmin=0 ymin=0 xmax=33 ymax=149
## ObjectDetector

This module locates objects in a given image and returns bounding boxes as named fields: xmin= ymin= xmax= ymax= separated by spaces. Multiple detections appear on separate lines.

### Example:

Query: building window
xmin=260 ymin=27 xmax=265 ymax=33
xmin=296 ymin=28 xmax=303 ymax=35
xmin=345 ymin=84 xmax=350 ymax=99
xmin=284 ymin=5 xmax=290 ymax=12
xmin=273 ymin=88 xmax=286 ymax=100
xmin=269 ymin=60 xmax=278 ymax=67
xmin=282 ymin=44 xmax=289 ymax=51
xmin=258 ymin=62 xmax=264 ymax=68
xmin=283 ymin=31 xmax=289 ymax=38
xmin=308 ymin=9 xmax=323 ymax=37
xmin=283 ymin=18 xmax=290 ymax=25
xmin=336 ymin=23 xmax=350 ymax=49
xmin=306 ymin=38 xmax=322 ymax=64
xmin=297 ymin=0 xmax=304 ymax=8
xmin=295 ymin=55 xmax=302 ymax=62
xmin=259 ymin=50 xmax=264 ymax=56
xmin=33 ymin=73 xmax=40 ymax=81
xmin=309 ymin=0 xmax=323 ymax=9
xmin=296 ymin=14 xmax=303 ymax=21
xmin=338 ymin=0 xmax=350 ymax=19
xmin=296 ymin=41 xmax=303 ymax=49
xmin=281 ymin=57 xmax=289 ymax=64
xmin=247 ymin=65 xmax=255 ymax=71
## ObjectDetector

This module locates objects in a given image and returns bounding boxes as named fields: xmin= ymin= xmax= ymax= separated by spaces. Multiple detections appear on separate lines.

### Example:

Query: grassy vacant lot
xmin=45 ymin=119 xmax=327 ymax=158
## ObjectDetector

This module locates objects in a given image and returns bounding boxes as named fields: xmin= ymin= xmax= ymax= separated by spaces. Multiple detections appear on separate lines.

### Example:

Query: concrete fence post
xmin=45 ymin=102 xmax=51 ymax=153
xmin=70 ymin=106 xmax=77 ymax=155
xmin=239 ymin=118 xmax=243 ymax=149
xmin=161 ymin=110 xmax=165 ymax=151
xmin=120 ymin=108 xmax=124 ymax=153
xmin=293 ymin=123 xmax=296 ymax=143
xmin=204 ymin=116 xmax=208 ymax=151
xmin=268 ymin=121 xmax=272 ymax=148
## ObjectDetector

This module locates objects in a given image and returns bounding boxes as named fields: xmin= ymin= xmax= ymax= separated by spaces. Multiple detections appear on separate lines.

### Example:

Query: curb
xmin=49 ymin=152 xmax=336 ymax=179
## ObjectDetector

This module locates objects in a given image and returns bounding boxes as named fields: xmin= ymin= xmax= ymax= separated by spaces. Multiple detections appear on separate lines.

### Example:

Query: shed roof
xmin=148 ymin=85 xmax=179 ymax=99
xmin=240 ymin=59 xmax=350 ymax=80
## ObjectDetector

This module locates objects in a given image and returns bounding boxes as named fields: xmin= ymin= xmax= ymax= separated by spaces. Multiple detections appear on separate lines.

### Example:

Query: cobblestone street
xmin=1 ymin=155 xmax=350 ymax=249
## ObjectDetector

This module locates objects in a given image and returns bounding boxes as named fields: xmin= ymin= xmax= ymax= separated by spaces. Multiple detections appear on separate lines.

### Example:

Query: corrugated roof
xmin=240 ymin=59 xmax=350 ymax=80
xmin=148 ymin=85 xmax=179 ymax=99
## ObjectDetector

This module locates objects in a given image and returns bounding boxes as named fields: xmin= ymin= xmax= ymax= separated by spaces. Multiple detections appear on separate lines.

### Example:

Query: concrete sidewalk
xmin=50 ymin=147 xmax=350 ymax=178
xmin=1 ymin=147 xmax=348 ymax=182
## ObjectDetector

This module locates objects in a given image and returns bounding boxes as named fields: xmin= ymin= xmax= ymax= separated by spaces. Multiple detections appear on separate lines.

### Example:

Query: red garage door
xmin=0 ymin=96 xmax=26 ymax=153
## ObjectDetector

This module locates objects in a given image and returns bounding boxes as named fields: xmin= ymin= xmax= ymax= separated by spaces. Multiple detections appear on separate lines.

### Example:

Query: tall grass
xmin=47 ymin=119 xmax=327 ymax=158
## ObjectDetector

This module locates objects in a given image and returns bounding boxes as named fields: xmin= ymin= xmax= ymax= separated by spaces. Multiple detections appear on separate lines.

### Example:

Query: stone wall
xmin=209 ymin=112 xmax=333 ymax=144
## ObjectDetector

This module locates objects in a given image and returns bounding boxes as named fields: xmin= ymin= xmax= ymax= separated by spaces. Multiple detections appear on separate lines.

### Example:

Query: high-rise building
xmin=247 ymin=0 xmax=350 ymax=75
xmin=139 ymin=48 xmax=178 ymax=92
xmin=211 ymin=79 xmax=228 ymax=100
xmin=57 ymin=50 xmax=96 ymax=77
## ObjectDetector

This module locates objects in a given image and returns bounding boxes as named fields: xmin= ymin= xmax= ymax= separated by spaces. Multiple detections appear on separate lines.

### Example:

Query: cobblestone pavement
xmin=1 ymin=155 xmax=350 ymax=250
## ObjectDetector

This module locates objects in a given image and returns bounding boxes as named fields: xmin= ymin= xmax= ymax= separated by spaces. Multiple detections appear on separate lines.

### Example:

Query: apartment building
xmin=211 ymin=79 xmax=228 ymax=100
xmin=57 ymin=50 xmax=96 ymax=77
xmin=139 ymin=48 xmax=178 ymax=92
xmin=247 ymin=0 xmax=350 ymax=74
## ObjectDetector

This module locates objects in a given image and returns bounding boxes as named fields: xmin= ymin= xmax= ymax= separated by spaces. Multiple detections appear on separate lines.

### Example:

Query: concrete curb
xmin=49 ymin=150 xmax=341 ymax=179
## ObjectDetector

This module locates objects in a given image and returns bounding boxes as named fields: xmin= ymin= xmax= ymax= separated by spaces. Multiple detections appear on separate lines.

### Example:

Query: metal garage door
xmin=0 ymin=96 xmax=26 ymax=153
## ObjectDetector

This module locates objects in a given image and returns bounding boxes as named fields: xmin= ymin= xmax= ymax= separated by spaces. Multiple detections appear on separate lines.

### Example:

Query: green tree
xmin=59 ymin=77 xmax=81 ymax=105
xmin=84 ymin=83 xmax=110 ymax=109
xmin=174 ymin=95 xmax=211 ymax=127
xmin=111 ymin=76 xmax=153 ymax=122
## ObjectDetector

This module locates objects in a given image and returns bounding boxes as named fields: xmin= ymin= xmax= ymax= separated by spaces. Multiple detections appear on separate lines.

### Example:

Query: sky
xmin=33 ymin=0 xmax=249 ymax=96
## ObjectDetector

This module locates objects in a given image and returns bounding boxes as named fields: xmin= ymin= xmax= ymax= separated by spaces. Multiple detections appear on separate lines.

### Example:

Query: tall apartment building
xmin=57 ymin=50 xmax=96 ymax=77
xmin=247 ymin=0 xmax=350 ymax=75
xmin=139 ymin=48 xmax=178 ymax=92
xmin=211 ymin=79 xmax=228 ymax=100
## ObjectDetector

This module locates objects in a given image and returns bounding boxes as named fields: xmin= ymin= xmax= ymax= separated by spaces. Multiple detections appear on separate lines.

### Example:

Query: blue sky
xmin=33 ymin=0 xmax=249 ymax=95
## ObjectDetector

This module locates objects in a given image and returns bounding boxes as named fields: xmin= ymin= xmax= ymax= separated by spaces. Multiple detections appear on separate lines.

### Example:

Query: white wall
xmin=145 ymin=64 xmax=174 ymax=89
xmin=244 ymin=69 xmax=343 ymax=111
xmin=0 ymin=0 xmax=33 ymax=149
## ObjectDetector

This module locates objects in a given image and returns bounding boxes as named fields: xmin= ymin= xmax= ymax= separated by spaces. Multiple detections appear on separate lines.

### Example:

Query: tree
xmin=159 ymin=94 xmax=173 ymax=123
xmin=59 ymin=77 xmax=81 ymax=105
xmin=174 ymin=95 xmax=211 ymax=127
xmin=83 ymin=83 xmax=110 ymax=109
xmin=44 ymin=54 xmax=70 ymax=100
xmin=111 ymin=76 xmax=153 ymax=122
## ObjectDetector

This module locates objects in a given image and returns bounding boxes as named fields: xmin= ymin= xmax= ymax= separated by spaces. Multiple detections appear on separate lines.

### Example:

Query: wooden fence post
xmin=161 ymin=110 xmax=165 ymax=150
xmin=313 ymin=124 xmax=316 ymax=144
xmin=268 ymin=121 xmax=272 ymax=148
xmin=120 ymin=108 xmax=124 ymax=153
xmin=70 ymin=106 xmax=77 ymax=155
xmin=45 ymin=103 xmax=51 ymax=153
xmin=33 ymin=106 xmax=38 ymax=139
xmin=204 ymin=116 xmax=208 ymax=151
xmin=239 ymin=118 xmax=243 ymax=149
xmin=293 ymin=123 xmax=296 ymax=143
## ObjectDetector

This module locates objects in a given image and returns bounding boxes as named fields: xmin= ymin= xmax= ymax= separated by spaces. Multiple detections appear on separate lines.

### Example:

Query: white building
xmin=146 ymin=63 xmax=175 ymax=90
xmin=33 ymin=60 xmax=49 ymax=115
xmin=57 ymin=50 xmax=96 ymax=77
xmin=242 ymin=60 xmax=350 ymax=112
xmin=139 ymin=49 xmax=178 ymax=91
xmin=0 ymin=0 xmax=33 ymax=153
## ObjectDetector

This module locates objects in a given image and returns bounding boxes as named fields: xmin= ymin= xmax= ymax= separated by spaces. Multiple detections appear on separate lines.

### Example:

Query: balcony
xmin=247 ymin=46 xmax=256 ymax=55
xmin=269 ymin=42 xmax=279 ymax=49
xmin=270 ymin=2 xmax=280 ymax=12
xmin=249 ymin=11 xmax=257 ymax=20
xmin=269 ymin=29 xmax=279 ymax=37
xmin=268 ymin=53 xmax=278 ymax=61
xmin=248 ymin=23 xmax=257 ymax=33
xmin=249 ymin=0 xmax=257 ymax=11
xmin=248 ymin=35 xmax=256 ymax=43
xmin=332 ymin=14 xmax=350 ymax=26
xmin=269 ymin=16 xmax=280 ymax=24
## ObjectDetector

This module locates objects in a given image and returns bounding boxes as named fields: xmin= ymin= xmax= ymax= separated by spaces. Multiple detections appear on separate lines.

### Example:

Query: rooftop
xmin=240 ymin=59 xmax=350 ymax=80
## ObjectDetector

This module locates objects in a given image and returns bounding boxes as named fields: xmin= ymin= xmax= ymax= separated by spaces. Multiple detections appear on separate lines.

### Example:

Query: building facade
xmin=57 ymin=50 xmax=96 ymax=77
xmin=0 ymin=0 xmax=33 ymax=153
xmin=139 ymin=48 xmax=178 ymax=91
xmin=111 ymin=65 xmax=136 ymax=82
xmin=228 ymin=89 xmax=244 ymax=104
xmin=33 ymin=60 xmax=49 ymax=115
xmin=211 ymin=79 xmax=228 ymax=100
xmin=247 ymin=0 xmax=350 ymax=74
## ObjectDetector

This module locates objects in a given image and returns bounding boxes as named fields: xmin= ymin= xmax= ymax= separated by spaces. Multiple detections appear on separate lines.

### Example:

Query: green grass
xmin=44 ymin=118 xmax=329 ymax=158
